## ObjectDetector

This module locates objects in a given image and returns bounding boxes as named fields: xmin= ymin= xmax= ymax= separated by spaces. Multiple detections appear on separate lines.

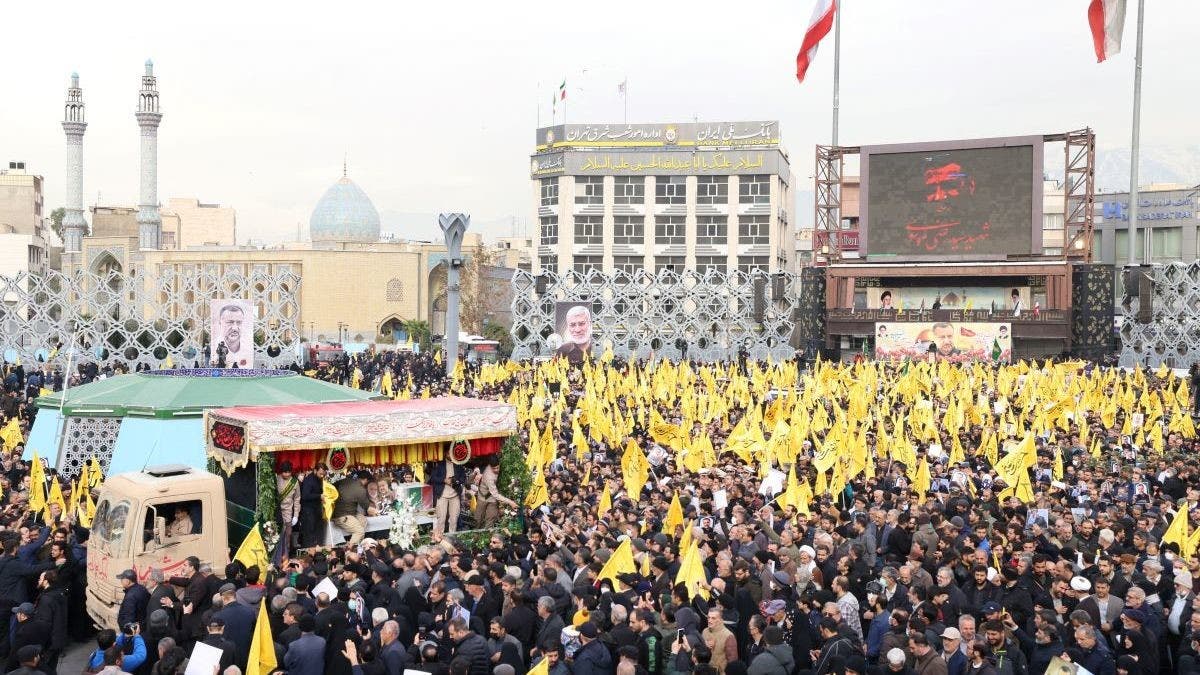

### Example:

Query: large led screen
xmin=861 ymin=139 xmax=1041 ymax=258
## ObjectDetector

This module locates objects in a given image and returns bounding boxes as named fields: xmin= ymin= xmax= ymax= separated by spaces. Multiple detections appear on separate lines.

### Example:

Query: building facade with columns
xmin=56 ymin=63 xmax=519 ymax=350
xmin=530 ymin=121 xmax=793 ymax=278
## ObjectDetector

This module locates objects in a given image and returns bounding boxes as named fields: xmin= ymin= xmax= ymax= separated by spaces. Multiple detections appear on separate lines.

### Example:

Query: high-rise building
xmin=530 ymin=121 xmax=792 ymax=278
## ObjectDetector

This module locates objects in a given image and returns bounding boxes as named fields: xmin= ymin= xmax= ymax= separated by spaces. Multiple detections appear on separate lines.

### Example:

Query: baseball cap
xmin=981 ymin=601 xmax=1001 ymax=615
xmin=579 ymin=621 xmax=599 ymax=639
xmin=941 ymin=627 xmax=962 ymax=640
xmin=116 ymin=569 xmax=138 ymax=582
xmin=764 ymin=599 xmax=787 ymax=615
xmin=12 ymin=603 xmax=33 ymax=616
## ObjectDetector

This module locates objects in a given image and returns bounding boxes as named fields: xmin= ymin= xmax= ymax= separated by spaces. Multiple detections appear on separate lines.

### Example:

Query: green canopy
xmin=36 ymin=369 xmax=381 ymax=419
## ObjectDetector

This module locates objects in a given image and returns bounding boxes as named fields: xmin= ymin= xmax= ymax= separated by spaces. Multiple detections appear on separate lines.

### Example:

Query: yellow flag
xmin=322 ymin=481 xmax=339 ymax=520
xmin=28 ymin=452 xmax=46 ymax=516
xmin=597 ymin=484 xmax=613 ymax=520
xmin=412 ymin=461 xmax=425 ymax=484
xmin=913 ymin=457 xmax=932 ymax=504
xmin=234 ymin=523 xmax=271 ymax=573
xmin=675 ymin=541 xmax=711 ymax=600
xmin=663 ymin=492 xmax=684 ymax=536
xmin=46 ymin=478 xmax=66 ymax=524
xmin=527 ymin=655 xmax=550 ymax=675
xmin=78 ymin=489 xmax=95 ymax=528
xmin=0 ymin=418 xmax=22 ymax=452
xmin=246 ymin=598 xmax=278 ymax=675
xmin=596 ymin=539 xmax=637 ymax=586
xmin=381 ymin=370 xmax=394 ymax=397
xmin=1053 ymin=449 xmax=1064 ymax=481
xmin=1162 ymin=504 xmax=1191 ymax=558
xmin=434 ymin=349 xmax=443 ymax=365
xmin=525 ymin=467 xmax=548 ymax=509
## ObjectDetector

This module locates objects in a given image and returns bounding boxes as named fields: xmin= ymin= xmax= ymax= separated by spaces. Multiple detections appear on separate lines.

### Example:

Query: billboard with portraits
xmin=553 ymin=302 xmax=594 ymax=362
xmin=210 ymin=299 xmax=256 ymax=368
xmin=875 ymin=321 xmax=1011 ymax=364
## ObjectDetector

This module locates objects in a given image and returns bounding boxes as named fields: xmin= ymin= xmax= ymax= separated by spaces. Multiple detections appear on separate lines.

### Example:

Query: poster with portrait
xmin=875 ymin=321 xmax=1011 ymax=364
xmin=210 ymin=299 xmax=256 ymax=369
xmin=553 ymin=301 xmax=594 ymax=363
xmin=869 ymin=286 xmax=1030 ymax=312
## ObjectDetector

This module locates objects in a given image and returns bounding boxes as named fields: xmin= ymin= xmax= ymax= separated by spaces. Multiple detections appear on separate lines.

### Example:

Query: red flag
xmin=1088 ymin=0 xmax=1127 ymax=62
xmin=796 ymin=0 xmax=837 ymax=83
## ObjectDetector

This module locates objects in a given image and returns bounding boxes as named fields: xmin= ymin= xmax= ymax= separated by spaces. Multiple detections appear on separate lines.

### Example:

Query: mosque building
xmin=60 ymin=63 xmax=520 ymax=347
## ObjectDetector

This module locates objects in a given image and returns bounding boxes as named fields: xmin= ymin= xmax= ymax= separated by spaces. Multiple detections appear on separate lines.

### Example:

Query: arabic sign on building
xmin=535 ymin=121 xmax=780 ymax=151
xmin=1099 ymin=193 xmax=1196 ymax=223
xmin=530 ymin=150 xmax=787 ymax=178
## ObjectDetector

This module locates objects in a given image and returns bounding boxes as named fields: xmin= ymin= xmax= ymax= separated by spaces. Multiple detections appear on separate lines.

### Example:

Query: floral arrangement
xmin=496 ymin=435 xmax=529 ymax=533
xmin=389 ymin=496 xmax=419 ymax=549
xmin=261 ymin=518 xmax=281 ymax=557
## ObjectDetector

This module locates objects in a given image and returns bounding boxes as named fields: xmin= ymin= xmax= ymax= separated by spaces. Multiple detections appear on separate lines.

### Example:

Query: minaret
xmin=61 ymin=72 xmax=87 ymax=257
xmin=135 ymin=59 xmax=163 ymax=250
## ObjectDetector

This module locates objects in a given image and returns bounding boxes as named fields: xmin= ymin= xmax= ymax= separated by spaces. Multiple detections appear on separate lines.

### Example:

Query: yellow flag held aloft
xmin=246 ymin=597 xmax=278 ymax=675
xmin=78 ymin=489 xmax=95 ymax=528
xmin=235 ymin=523 xmax=271 ymax=573
xmin=526 ymin=467 xmax=548 ymax=509
xmin=28 ymin=452 xmax=46 ymax=516
xmin=662 ymin=492 xmax=684 ymax=536
xmin=0 ymin=418 xmax=22 ymax=452
xmin=46 ymin=478 xmax=66 ymax=524
xmin=596 ymin=539 xmax=637 ymax=587
xmin=1162 ymin=503 xmax=1192 ymax=558
xmin=597 ymin=484 xmax=613 ymax=520
xmin=675 ymin=541 xmax=711 ymax=600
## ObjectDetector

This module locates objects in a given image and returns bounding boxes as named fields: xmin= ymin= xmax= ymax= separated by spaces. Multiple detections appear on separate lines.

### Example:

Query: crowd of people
xmin=5 ymin=353 xmax=1200 ymax=675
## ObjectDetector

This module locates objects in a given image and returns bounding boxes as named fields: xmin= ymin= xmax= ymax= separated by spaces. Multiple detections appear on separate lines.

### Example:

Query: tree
xmin=49 ymin=208 xmax=65 ymax=241
xmin=481 ymin=320 xmax=512 ymax=358
xmin=400 ymin=319 xmax=432 ymax=351
xmin=459 ymin=245 xmax=508 ymax=336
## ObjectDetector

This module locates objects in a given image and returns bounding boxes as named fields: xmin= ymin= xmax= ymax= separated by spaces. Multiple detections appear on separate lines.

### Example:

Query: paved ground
xmin=59 ymin=640 xmax=94 ymax=673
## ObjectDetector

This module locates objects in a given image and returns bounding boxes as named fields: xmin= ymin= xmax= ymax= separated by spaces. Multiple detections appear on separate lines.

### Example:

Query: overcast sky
xmin=1 ymin=0 xmax=1196 ymax=245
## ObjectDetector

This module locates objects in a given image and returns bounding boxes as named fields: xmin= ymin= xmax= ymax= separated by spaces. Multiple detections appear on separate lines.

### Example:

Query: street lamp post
xmin=439 ymin=213 xmax=469 ymax=376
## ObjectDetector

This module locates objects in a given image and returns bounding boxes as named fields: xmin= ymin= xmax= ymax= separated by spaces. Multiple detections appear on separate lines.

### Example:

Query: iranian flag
xmin=1088 ymin=0 xmax=1127 ymax=62
xmin=559 ymin=80 xmax=566 ymax=100
xmin=795 ymin=0 xmax=836 ymax=83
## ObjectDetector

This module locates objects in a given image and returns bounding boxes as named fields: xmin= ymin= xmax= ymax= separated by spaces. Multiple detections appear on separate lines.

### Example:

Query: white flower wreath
xmin=389 ymin=496 xmax=419 ymax=549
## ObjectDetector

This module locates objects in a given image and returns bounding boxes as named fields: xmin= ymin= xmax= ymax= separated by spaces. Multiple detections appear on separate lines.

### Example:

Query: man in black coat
xmin=116 ymin=569 xmax=150 ymax=630
xmin=298 ymin=464 xmax=328 ymax=549
xmin=6 ymin=603 xmax=47 ymax=672
xmin=201 ymin=617 xmax=237 ymax=673
xmin=448 ymin=617 xmax=491 ymax=675
xmin=32 ymin=571 xmax=67 ymax=675
xmin=168 ymin=556 xmax=210 ymax=644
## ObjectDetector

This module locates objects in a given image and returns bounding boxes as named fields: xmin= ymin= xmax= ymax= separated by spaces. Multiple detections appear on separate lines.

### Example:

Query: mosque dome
xmin=309 ymin=176 xmax=381 ymax=244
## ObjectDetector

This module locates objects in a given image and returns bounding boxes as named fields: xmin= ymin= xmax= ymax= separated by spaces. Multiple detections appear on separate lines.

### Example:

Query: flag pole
xmin=1127 ymin=0 xmax=1145 ymax=266
xmin=537 ymin=81 xmax=541 ymax=129
xmin=831 ymin=0 xmax=841 ymax=145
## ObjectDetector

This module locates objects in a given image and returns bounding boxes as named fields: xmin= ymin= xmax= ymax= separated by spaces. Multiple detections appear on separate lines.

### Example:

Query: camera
xmin=123 ymin=622 xmax=138 ymax=635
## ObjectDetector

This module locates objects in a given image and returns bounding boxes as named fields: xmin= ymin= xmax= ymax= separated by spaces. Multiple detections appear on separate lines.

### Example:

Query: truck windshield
xmin=92 ymin=499 xmax=131 ymax=550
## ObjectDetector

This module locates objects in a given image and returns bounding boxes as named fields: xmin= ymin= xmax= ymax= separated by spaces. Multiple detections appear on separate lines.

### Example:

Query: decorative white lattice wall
xmin=1119 ymin=262 xmax=1200 ymax=369
xmin=62 ymin=416 xmax=121 ymax=478
xmin=0 ymin=268 xmax=301 ymax=369
xmin=509 ymin=269 xmax=798 ymax=361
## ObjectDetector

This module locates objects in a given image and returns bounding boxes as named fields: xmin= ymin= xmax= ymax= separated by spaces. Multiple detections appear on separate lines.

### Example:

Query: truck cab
xmin=85 ymin=465 xmax=230 ymax=630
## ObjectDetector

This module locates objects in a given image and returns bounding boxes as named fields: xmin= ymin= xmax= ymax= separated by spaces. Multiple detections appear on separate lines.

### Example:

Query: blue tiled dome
xmin=309 ymin=177 xmax=381 ymax=244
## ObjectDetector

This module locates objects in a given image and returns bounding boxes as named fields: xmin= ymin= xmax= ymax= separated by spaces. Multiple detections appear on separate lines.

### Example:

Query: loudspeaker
xmin=1120 ymin=266 xmax=1153 ymax=324
xmin=797 ymin=267 xmax=827 ymax=357
xmin=1072 ymin=264 xmax=1115 ymax=360
xmin=753 ymin=276 xmax=766 ymax=323
xmin=771 ymin=274 xmax=786 ymax=301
